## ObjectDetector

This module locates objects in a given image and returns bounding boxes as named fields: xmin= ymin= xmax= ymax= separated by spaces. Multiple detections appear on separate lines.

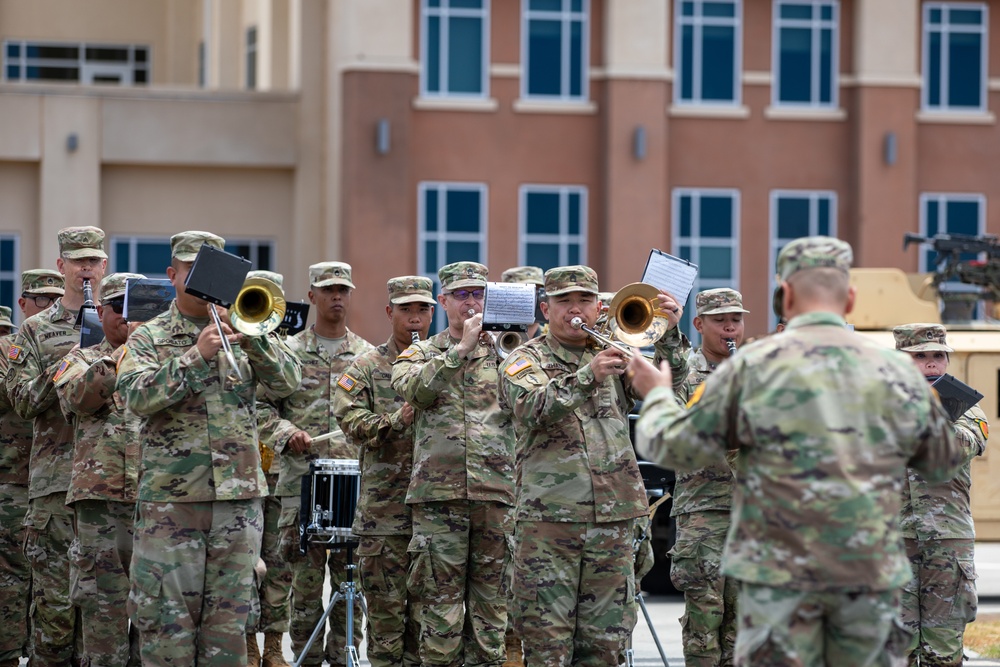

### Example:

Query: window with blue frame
xmin=522 ymin=0 xmax=589 ymax=101
xmin=769 ymin=190 xmax=837 ymax=326
xmin=773 ymin=0 xmax=838 ymax=107
xmin=922 ymin=3 xmax=987 ymax=111
xmin=421 ymin=0 xmax=490 ymax=97
xmin=672 ymin=189 xmax=741 ymax=342
xmin=675 ymin=0 xmax=741 ymax=105
xmin=112 ymin=236 xmax=274 ymax=280
xmin=0 ymin=236 xmax=19 ymax=324
xmin=418 ymin=182 xmax=488 ymax=332
xmin=918 ymin=193 xmax=986 ymax=272
xmin=519 ymin=185 xmax=587 ymax=271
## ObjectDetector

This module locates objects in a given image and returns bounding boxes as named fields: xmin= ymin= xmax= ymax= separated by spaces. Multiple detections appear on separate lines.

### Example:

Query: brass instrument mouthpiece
xmin=570 ymin=317 xmax=584 ymax=329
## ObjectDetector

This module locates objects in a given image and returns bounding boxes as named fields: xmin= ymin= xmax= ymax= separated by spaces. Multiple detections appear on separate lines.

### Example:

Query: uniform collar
xmin=785 ymin=311 xmax=847 ymax=330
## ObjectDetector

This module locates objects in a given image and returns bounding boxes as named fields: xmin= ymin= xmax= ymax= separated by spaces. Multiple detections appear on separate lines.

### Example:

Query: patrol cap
xmin=387 ymin=275 xmax=436 ymax=305
xmin=438 ymin=261 xmax=488 ymax=291
xmin=696 ymin=288 xmax=749 ymax=317
xmin=99 ymin=272 xmax=146 ymax=303
xmin=309 ymin=261 xmax=355 ymax=289
xmin=893 ymin=323 xmax=954 ymax=353
xmin=58 ymin=226 xmax=107 ymax=260
xmin=21 ymin=269 xmax=65 ymax=296
xmin=247 ymin=270 xmax=285 ymax=289
xmin=776 ymin=236 xmax=853 ymax=281
xmin=544 ymin=265 xmax=599 ymax=297
xmin=501 ymin=266 xmax=544 ymax=286
xmin=0 ymin=306 xmax=13 ymax=329
xmin=170 ymin=231 xmax=225 ymax=262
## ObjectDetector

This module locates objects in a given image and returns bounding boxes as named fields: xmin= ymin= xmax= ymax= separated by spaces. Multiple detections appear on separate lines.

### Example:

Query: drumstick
xmin=309 ymin=431 xmax=337 ymax=444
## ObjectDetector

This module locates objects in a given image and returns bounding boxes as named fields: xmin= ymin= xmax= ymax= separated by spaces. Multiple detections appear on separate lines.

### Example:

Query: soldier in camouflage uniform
xmin=0 ymin=270 xmax=64 ymax=667
xmin=496 ymin=266 xmax=688 ymax=667
xmin=672 ymin=288 xmax=748 ymax=667
xmin=332 ymin=275 xmax=435 ymax=667
xmin=56 ymin=272 xmax=145 ymax=666
xmin=116 ymin=231 xmax=302 ymax=666
xmin=0 ymin=306 xmax=12 ymax=335
xmin=258 ymin=261 xmax=372 ymax=666
xmin=244 ymin=269 xmax=295 ymax=667
xmin=6 ymin=227 xmax=108 ymax=667
xmin=629 ymin=236 xmax=965 ymax=667
xmin=893 ymin=323 xmax=988 ymax=667
xmin=390 ymin=261 xmax=516 ymax=667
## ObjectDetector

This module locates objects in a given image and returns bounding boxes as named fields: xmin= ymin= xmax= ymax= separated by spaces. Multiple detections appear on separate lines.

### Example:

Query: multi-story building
xmin=0 ymin=0 xmax=998 ymax=341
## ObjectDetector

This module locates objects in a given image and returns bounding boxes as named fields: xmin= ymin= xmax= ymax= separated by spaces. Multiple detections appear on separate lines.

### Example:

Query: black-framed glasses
xmin=447 ymin=289 xmax=485 ymax=301
xmin=21 ymin=293 xmax=55 ymax=309
xmin=104 ymin=299 xmax=125 ymax=315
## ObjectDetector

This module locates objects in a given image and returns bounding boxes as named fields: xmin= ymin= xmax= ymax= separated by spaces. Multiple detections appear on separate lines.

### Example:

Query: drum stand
xmin=625 ymin=591 xmax=670 ymax=667
xmin=293 ymin=540 xmax=368 ymax=667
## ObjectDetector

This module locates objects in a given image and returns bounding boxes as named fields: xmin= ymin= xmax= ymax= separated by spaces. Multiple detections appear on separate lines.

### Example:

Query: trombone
xmin=573 ymin=282 xmax=672 ymax=356
xmin=230 ymin=276 xmax=287 ymax=336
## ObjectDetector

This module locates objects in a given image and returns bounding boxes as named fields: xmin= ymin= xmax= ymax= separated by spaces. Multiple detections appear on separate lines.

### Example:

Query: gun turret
xmin=904 ymin=232 xmax=1000 ymax=322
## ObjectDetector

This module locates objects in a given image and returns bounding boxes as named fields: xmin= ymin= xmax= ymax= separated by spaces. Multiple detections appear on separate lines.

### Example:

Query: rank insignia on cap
xmin=337 ymin=374 xmax=358 ymax=392
xmin=53 ymin=358 xmax=71 ymax=383
xmin=397 ymin=346 xmax=417 ymax=360
xmin=977 ymin=418 xmax=989 ymax=440
xmin=8 ymin=345 xmax=22 ymax=361
xmin=505 ymin=358 xmax=532 ymax=376
xmin=686 ymin=383 xmax=706 ymax=409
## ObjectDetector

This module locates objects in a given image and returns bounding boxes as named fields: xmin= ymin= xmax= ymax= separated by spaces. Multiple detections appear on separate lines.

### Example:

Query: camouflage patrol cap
xmin=501 ymin=266 xmax=544 ymax=286
xmin=777 ymin=236 xmax=853 ymax=281
xmin=439 ymin=261 xmax=488 ymax=291
xmin=387 ymin=275 xmax=436 ymax=305
xmin=696 ymin=288 xmax=749 ymax=317
xmin=99 ymin=272 xmax=145 ymax=303
xmin=544 ymin=265 xmax=599 ymax=296
xmin=247 ymin=270 xmax=285 ymax=289
xmin=21 ymin=269 xmax=65 ymax=296
xmin=893 ymin=323 xmax=954 ymax=353
xmin=58 ymin=226 xmax=107 ymax=260
xmin=309 ymin=261 xmax=355 ymax=289
xmin=0 ymin=306 xmax=13 ymax=329
xmin=170 ymin=231 xmax=225 ymax=262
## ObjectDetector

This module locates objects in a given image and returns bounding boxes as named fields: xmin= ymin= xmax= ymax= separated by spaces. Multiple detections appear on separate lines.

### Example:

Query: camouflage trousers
xmin=70 ymin=499 xmax=139 ymax=667
xmin=24 ymin=490 xmax=81 ymax=667
xmin=902 ymin=537 xmax=977 ymax=667
xmin=357 ymin=534 xmax=419 ymax=667
xmin=254 ymin=492 xmax=291 ymax=634
xmin=0 ymin=484 xmax=30 ymax=663
xmin=735 ymin=582 xmax=910 ymax=667
xmin=407 ymin=500 xmax=513 ymax=667
xmin=670 ymin=511 xmax=738 ymax=667
xmin=276 ymin=497 xmax=363 ymax=666
xmin=128 ymin=498 xmax=263 ymax=667
xmin=512 ymin=519 xmax=637 ymax=667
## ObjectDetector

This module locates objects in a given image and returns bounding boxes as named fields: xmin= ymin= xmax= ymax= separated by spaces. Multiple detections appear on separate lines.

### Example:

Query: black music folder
xmin=184 ymin=245 xmax=251 ymax=307
xmin=123 ymin=278 xmax=176 ymax=322
xmin=931 ymin=374 xmax=984 ymax=421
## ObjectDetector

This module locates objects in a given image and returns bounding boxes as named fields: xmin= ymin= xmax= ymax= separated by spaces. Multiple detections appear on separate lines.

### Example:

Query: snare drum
xmin=300 ymin=458 xmax=361 ymax=543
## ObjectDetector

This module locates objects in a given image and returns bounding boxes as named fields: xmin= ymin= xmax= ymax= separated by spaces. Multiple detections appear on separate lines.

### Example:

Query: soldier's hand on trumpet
xmin=591 ymin=347 xmax=631 ymax=383
xmin=287 ymin=429 xmax=312 ymax=454
xmin=455 ymin=310 xmax=484 ymax=358
xmin=197 ymin=317 xmax=243 ymax=361
xmin=654 ymin=290 xmax=684 ymax=330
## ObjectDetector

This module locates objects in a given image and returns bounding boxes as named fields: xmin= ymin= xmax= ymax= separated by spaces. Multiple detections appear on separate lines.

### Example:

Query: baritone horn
xmin=230 ymin=276 xmax=287 ymax=336
xmin=608 ymin=282 xmax=670 ymax=347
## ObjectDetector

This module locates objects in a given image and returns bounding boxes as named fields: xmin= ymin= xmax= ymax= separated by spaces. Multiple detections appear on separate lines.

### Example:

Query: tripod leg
xmin=293 ymin=591 xmax=344 ymax=667
xmin=636 ymin=593 xmax=670 ymax=667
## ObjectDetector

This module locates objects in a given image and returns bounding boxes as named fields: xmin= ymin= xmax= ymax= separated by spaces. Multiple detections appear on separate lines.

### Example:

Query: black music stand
xmin=624 ymin=461 xmax=673 ymax=667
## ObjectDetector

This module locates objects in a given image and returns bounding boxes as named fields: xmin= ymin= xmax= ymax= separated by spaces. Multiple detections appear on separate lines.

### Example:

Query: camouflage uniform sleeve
xmin=499 ymin=349 xmax=600 ymax=427
xmin=391 ymin=343 xmax=465 ymax=409
xmin=334 ymin=361 xmax=403 ymax=445
xmin=241 ymin=332 xmax=302 ymax=400
xmin=634 ymin=370 xmax=732 ymax=472
xmin=115 ymin=326 xmax=215 ymax=416
xmin=254 ymin=392 xmax=300 ymax=454
xmin=953 ymin=404 xmax=988 ymax=465
xmin=55 ymin=348 xmax=117 ymax=417
xmin=5 ymin=323 xmax=61 ymax=420
xmin=906 ymin=386 xmax=965 ymax=484
xmin=652 ymin=326 xmax=691 ymax=395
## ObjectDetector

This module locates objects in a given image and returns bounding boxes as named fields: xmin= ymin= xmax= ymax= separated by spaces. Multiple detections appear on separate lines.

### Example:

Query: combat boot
xmin=262 ymin=632 xmax=291 ymax=667
xmin=247 ymin=632 xmax=261 ymax=667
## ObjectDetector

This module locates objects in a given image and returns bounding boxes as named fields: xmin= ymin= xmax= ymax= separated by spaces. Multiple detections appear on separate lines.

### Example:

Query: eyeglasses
xmin=447 ymin=289 xmax=485 ymax=301
xmin=21 ymin=293 xmax=56 ymax=308
xmin=104 ymin=299 xmax=125 ymax=315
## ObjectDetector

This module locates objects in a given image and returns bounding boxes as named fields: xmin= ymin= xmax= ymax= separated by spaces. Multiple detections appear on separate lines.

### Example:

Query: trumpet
xmin=571 ymin=317 xmax=635 ymax=359
xmin=489 ymin=330 xmax=527 ymax=359
xmin=230 ymin=276 xmax=286 ymax=337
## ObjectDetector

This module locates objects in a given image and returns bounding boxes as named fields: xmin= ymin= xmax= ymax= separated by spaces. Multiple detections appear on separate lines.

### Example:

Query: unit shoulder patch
xmin=686 ymin=382 xmax=706 ymax=409
xmin=976 ymin=418 xmax=989 ymax=440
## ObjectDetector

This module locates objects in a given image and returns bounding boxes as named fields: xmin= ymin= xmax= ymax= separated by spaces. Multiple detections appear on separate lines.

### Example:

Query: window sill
xmin=916 ymin=109 xmax=996 ymax=125
xmin=668 ymin=104 xmax=750 ymax=119
xmin=412 ymin=97 xmax=499 ymax=112
xmin=512 ymin=98 xmax=597 ymax=114
xmin=763 ymin=106 xmax=847 ymax=121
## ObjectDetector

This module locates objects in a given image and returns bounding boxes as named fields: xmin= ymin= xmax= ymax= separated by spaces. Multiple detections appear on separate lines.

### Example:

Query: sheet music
xmin=641 ymin=250 xmax=699 ymax=303
xmin=482 ymin=282 xmax=536 ymax=327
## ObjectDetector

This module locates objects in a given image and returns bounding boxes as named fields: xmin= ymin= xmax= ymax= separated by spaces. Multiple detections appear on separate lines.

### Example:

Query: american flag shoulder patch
xmin=505 ymin=358 xmax=532 ymax=376
xmin=397 ymin=346 xmax=418 ymax=360
xmin=337 ymin=374 xmax=359 ymax=392
xmin=52 ymin=359 xmax=71 ymax=383
xmin=8 ymin=345 xmax=22 ymax=361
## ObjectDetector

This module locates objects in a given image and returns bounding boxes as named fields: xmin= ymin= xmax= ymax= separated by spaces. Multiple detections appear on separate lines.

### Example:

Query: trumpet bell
xmin=609 ymin=282 xmax=669 ymax=347
xmin=230 ymin=277 xmax=287 ymax=336
xmin=493 ymin=330 xmax=527 ymax=359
